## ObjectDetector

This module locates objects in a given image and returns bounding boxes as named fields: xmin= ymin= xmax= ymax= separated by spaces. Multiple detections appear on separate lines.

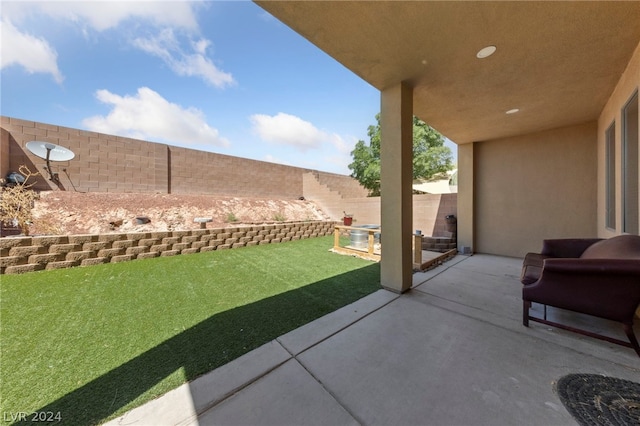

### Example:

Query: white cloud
xmin=250 ymin=112 xmax=358 ymax=173
xmin=328 ymin=133 xmax=356 ymax=155
xmin=0 ymin=19 xmax=63 ymax=83
xmin=250 ymin=113 xmax=330 ymax=152
xmin=193 ymin=38 xmax=210 ymax=55
xmin=5 ymin=1 xmax=200 ymax=32
xmin=250 ymin=112 xmax=357 ymax=159
xmin=2 ymin=1 xmax=234 ymax=87
xmin=133 ymin=29 xmax=235 ymax=88
xmin=83 ymin=87 xmax=230 ymax=147
xmin=329 ymin=134 xmax=358 ymax=174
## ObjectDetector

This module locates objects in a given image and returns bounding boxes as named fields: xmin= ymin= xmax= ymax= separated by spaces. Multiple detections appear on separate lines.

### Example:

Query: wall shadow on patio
xmin=14 ymin=263 xmax=380 ymax=426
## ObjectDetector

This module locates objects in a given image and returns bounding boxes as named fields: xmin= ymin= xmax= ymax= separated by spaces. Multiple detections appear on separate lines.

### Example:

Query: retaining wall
xmin=0 ymin=221 xmax=338 ymax=274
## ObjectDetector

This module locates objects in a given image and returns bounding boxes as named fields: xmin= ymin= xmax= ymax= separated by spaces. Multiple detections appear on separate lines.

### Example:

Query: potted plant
xmin=343 ymin=211 xmax=353 ymax=226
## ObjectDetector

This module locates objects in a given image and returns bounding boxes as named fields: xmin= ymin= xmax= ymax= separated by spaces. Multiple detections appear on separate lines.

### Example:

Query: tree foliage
xmin=348 ymin=114 xmax=454 ymax=196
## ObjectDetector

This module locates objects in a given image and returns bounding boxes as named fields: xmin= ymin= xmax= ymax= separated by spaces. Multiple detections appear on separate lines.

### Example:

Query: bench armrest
xmin=523 ymin=258 xmax=640 ymax=323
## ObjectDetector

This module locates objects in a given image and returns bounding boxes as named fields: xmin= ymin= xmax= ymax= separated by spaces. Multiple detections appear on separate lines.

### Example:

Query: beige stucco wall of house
xmin=472 ymin=122 xmax=598 ymax=258
xmin=597 ymin=40 xmax=640 ymax=238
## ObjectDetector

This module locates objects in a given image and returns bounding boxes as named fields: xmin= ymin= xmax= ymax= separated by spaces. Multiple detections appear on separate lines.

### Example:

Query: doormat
xmin=555 ymin=373 xmax=640 ymax=425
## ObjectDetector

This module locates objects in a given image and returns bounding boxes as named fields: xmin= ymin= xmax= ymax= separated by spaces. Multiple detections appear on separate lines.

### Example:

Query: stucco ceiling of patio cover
xmin=255 ymin=1 xmax=640 ymax=145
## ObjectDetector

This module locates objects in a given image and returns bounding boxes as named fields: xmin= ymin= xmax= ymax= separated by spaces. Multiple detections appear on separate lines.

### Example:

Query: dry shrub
xmin=0 ymin=166 xmax=40 ymax=236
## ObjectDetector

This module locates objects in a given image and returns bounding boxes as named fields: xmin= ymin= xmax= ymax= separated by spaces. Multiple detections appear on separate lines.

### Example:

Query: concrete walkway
xmin=105 ymin=254 xmax=640 ymax=426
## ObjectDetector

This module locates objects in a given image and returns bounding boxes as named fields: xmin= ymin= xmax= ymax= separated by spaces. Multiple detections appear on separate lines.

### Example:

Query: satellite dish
xmin=26 ymin=141 xmax=75 ymax=161
xmin=26 ymin=141 xmax=75 ymax=183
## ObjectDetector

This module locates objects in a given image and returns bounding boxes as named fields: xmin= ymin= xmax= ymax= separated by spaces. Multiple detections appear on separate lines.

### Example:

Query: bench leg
xmin=523 ymin=301 xmax=530 ymax=327
xmin=623 ymin=324 xmax=640 ymax=358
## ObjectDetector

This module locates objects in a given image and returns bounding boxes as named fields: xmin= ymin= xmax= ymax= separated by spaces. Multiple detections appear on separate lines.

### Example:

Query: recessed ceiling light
xmin=476 ymin=45 xmax=496 ymax=59
xmin=506 ymin=108 xmax=520 ymax=114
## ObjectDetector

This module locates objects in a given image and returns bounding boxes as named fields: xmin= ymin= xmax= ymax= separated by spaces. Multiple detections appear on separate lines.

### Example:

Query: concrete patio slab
xmin=414 ymin=255 xmax=524 ymax=326
xmin=195 ymin=359 xmax=359 ymax=426
xmin=103 ymin=378 xmax=199 ymax=426
xmin=449 ymin=253 xmax=524 ymax=279
xmin=105 ymin=340 xmax=291 ymax=426
xmin=102 ymin=254 xmax=640 ymax=426
xmin=186 ymin=340 xmax=291 ymax=415
xmin=417 ymin=254 xmax=640 ymax=368
xmin=277 ymin=289 xmax=399 ymax=355
xmin=412 ymin=254 xmax=467 ymax=287
xmin=296 ymin=290 xmax=638 ymax=425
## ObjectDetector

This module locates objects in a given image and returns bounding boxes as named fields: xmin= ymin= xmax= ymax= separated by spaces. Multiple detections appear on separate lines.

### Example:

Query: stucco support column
xmin=380 ymin=82 xmax=413 ymax=293
xmin=457 ymin=143 xmax=474 ymax=254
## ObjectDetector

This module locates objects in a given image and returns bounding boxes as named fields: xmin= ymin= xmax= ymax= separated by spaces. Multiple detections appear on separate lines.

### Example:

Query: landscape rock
xmin=28 ymin=191 xmax=331 ymax=235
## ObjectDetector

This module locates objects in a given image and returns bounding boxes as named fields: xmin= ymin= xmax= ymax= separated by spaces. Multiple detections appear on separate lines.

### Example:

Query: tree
xmin=348 ymin=114 xmax=454 ymax=196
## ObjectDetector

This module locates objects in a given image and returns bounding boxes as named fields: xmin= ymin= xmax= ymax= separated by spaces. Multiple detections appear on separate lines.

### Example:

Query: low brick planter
xmin=421 ymin=236 xmax=457 ymax=253
xmin=0 ymin=221 xmax=338 ymax=274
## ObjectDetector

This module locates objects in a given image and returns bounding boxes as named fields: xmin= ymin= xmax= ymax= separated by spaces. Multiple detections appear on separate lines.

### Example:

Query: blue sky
xmin=1 ymin=1 xmax=455 ymax=175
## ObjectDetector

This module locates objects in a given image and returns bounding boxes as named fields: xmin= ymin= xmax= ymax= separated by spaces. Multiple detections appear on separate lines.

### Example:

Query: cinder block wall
xmin=303 ymin=171 xmax=457 ymax=236
xmin=1 ymin=117 xmax=169 ymax=193
xmin=339 ymin=194 xmax=457 ymax=236
xmin=168 ymin=146 xmax=306 ymax=197
xmin=0 ymin=116 xmax=458 ymax=259
xmin=0 ymin=221 xmax=338 ymax=274
xmin=423 ymin=193 xmax=457 ymax=236
xmin=312 ymin=170 xmax=369 ymax=199
xmin=0 ymin=116 xmax=338 ymax=198
xmin=0 ymin=128 xmax=9 ymax=177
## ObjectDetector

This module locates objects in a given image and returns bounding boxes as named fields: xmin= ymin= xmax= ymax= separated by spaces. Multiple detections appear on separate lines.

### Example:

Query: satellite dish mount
xmin=25 ymin=141 xmax=75 ymax=184
xmin=43 ymin=143 xmax=57 ymax=182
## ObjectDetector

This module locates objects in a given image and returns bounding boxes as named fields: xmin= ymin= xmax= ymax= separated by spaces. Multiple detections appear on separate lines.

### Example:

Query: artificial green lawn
xmin=0 ymin=236 xmax=380 ymax=425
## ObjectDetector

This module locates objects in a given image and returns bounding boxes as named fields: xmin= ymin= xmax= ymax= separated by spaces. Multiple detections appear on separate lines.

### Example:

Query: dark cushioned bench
xmin=521 ymin=234 xmax=640 ymax=356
